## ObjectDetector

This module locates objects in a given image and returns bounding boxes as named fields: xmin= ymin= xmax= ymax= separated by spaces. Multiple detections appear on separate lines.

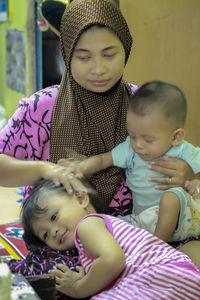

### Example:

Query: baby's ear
xmin=171 ymin=128 xmax=185 ymax=146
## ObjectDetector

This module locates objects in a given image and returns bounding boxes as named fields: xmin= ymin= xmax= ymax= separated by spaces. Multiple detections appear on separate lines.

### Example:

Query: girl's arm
xmin=50 ymin=216 xmax=125 ymax=298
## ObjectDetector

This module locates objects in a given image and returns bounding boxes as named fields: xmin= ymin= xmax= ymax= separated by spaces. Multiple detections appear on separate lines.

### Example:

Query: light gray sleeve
xmin=111 ymin=136 xmax=134 ymax=168
xmin=180 ymin=141 xmax=200 ymax=174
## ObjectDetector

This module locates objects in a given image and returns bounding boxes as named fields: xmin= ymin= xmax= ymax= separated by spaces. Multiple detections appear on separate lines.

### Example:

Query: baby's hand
xmin=185 ymin=179 xmax=200 ymax=198
xmin=58 ymin=158 xmax=84 ymax=179
xmin=49 ymin=264 xmax=85 ymax=298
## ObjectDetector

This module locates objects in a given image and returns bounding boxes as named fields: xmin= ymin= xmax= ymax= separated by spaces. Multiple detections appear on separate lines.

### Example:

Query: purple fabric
xmin=0 ymin=83 xmax=137 ymax=200
xmin=0 ymin=85 xmax=58 ymax=199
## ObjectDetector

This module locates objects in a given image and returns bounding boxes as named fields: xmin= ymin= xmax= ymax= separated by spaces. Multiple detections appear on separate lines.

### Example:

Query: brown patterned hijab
xmin=50 ymin=0 xmax=133 ymax=207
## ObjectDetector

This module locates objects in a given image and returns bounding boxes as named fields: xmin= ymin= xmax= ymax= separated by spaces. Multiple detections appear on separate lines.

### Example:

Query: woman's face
xmin=71 ymin=26 xmax=126 ymax=93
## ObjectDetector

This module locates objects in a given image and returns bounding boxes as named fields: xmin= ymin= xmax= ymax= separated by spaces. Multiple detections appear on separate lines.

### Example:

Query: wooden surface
xmin=121 ymin=0 xmax=200 ymax=146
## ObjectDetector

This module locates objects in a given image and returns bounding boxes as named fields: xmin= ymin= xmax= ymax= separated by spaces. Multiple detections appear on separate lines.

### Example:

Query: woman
xmin=0 ymin=0 xmax=199 ymax=293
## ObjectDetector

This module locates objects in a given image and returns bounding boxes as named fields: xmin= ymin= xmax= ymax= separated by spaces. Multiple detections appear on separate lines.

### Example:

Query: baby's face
xmin=126 ymin=108 xmax=175 ymax=161
xmin=31 ymin=192 xmax=87 ymax=251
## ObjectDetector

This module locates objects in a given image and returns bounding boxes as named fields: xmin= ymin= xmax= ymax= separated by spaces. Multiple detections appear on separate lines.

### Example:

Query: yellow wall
xmin=0 ymin=0 xmax=36 ymax=118
xmin=121 ymin=0 xmax=200 ymax=146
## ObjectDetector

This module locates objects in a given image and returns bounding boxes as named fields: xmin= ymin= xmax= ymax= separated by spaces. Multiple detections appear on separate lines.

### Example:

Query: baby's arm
xmin=154 ymin=192 xmax=180 ymax=242
xmin=185 ymin=179 xmax=200 ymax=198
xmin=58 ymin=152 xmax=113 ymax=178
xmin=80 ymin=152 xmax=113 ymax=177
xmin=50 ymin=217 xmax=125 ymax=298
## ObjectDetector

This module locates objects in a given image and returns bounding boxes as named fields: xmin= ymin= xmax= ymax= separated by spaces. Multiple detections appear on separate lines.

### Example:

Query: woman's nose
xmin=91 ymin=58 xmax=106 ymax=75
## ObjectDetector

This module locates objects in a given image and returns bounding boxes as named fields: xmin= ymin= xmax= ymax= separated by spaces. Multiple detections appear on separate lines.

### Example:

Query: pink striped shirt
xmin=75 ymin=214 xmax=200 ymax=299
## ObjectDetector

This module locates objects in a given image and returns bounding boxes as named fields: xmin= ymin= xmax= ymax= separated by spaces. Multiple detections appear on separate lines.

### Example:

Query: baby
xmin=66 ymin=80 xmax=200 ymax=242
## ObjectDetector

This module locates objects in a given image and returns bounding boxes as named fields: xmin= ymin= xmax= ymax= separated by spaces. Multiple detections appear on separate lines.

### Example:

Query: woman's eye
xmin=104 ymin=53 xmax=116 ymax=58
xmin=78 ymin=56 xmax=90 ymax=60
xmin=51 ymin=213 xmax=57 ymax=221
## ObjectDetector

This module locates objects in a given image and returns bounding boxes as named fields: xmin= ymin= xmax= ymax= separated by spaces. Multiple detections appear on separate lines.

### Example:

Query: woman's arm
xmin=0 ymin=153 xmax=85 ymax=190
xmin=50 ymin=217 xmax=125 ymax=298
xmin=148 ymin=157 xmax=199 ymax=189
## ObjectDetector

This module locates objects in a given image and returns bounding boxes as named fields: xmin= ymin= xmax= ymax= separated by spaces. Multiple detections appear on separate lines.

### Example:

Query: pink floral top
xmin=0 ymin=84 xmax=138 ymax=200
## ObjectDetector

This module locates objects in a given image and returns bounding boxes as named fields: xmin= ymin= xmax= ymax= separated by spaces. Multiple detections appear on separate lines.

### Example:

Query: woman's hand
xmin=148 ymin=157 xmax=194 ymax=190
xmin=40 ymin=161 xmax=86 ymax=194
xmin=49 ymin=264 xmax=85 ymax=298
xmin=185 ymin=179 xmax=200 ymax=198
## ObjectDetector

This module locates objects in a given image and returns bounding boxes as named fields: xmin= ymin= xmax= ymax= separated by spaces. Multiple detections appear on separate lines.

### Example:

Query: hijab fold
xmin=50 ymin=0 xmax=133 ymax=207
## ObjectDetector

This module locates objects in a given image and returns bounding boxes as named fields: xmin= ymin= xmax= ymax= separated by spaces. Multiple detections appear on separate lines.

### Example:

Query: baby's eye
xmin=129 ymin=135 xmax=136 ymax=140
xmin=145 ymin=139 xmax=153 ymax=144
xmin=51 ymin=213 xmax=57 ymax=221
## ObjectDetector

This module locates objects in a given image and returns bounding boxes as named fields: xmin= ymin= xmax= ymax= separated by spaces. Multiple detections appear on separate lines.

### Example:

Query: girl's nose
xmin=51 ymin=226 xmax=58 ymax=237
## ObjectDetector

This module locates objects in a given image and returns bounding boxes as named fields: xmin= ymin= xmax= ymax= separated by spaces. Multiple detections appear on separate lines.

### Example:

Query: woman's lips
xmin=90 ymin=80 xmax=108 ymax=87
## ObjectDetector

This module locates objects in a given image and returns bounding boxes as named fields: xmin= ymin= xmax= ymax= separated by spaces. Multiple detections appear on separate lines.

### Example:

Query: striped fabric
xmin=75 ymin=214 xmax=200 ymax=299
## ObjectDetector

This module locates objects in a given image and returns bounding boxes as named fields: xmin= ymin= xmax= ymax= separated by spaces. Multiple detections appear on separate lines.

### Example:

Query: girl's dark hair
xmin=129 ymin=80 xmax=187 ymax=128
xmin=21 ymin=178 xmax=104 ymax=247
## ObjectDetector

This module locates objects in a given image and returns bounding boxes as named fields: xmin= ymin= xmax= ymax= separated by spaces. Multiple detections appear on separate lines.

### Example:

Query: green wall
xmin=0 ymin=0 xmax=36 ymax=119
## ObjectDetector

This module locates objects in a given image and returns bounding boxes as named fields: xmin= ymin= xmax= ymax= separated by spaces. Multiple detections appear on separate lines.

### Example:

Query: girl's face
xmin=126 ymin=108 xmax=176 ymax=161
xmin=31 ymin=192 xmax=88 ymax=251
xmin=71 ymin=26 xmax=126 ymax=93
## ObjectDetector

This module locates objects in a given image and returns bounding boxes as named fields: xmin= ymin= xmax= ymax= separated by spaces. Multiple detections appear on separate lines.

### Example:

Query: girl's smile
xmin=31 ymin=191 xmax=90 ymax=251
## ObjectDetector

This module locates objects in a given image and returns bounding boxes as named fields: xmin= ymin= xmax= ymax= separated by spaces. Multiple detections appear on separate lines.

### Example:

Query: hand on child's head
xmin=42 ymin=161 xmax=87 ymax=194
xmin=58 ymin=158 xmax=84 ymax=179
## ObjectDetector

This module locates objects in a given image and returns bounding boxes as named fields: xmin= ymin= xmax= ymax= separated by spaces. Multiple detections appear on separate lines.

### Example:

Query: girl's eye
xmin=43 ymin=232 xmax=48 ymax=240
xmin=51 ymin=213 xmax=57 ymax=221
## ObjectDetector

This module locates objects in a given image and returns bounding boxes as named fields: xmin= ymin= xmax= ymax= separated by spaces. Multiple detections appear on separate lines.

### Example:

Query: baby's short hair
xmin=129 ymin=81 xmax=187 ymax=128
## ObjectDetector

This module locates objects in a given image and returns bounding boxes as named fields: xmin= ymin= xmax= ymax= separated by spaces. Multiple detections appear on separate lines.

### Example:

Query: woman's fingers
xmin=149 ymin=157 xmax=194 ymax=187
xmin=41 ymin=161 xmax=86 ymax=193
